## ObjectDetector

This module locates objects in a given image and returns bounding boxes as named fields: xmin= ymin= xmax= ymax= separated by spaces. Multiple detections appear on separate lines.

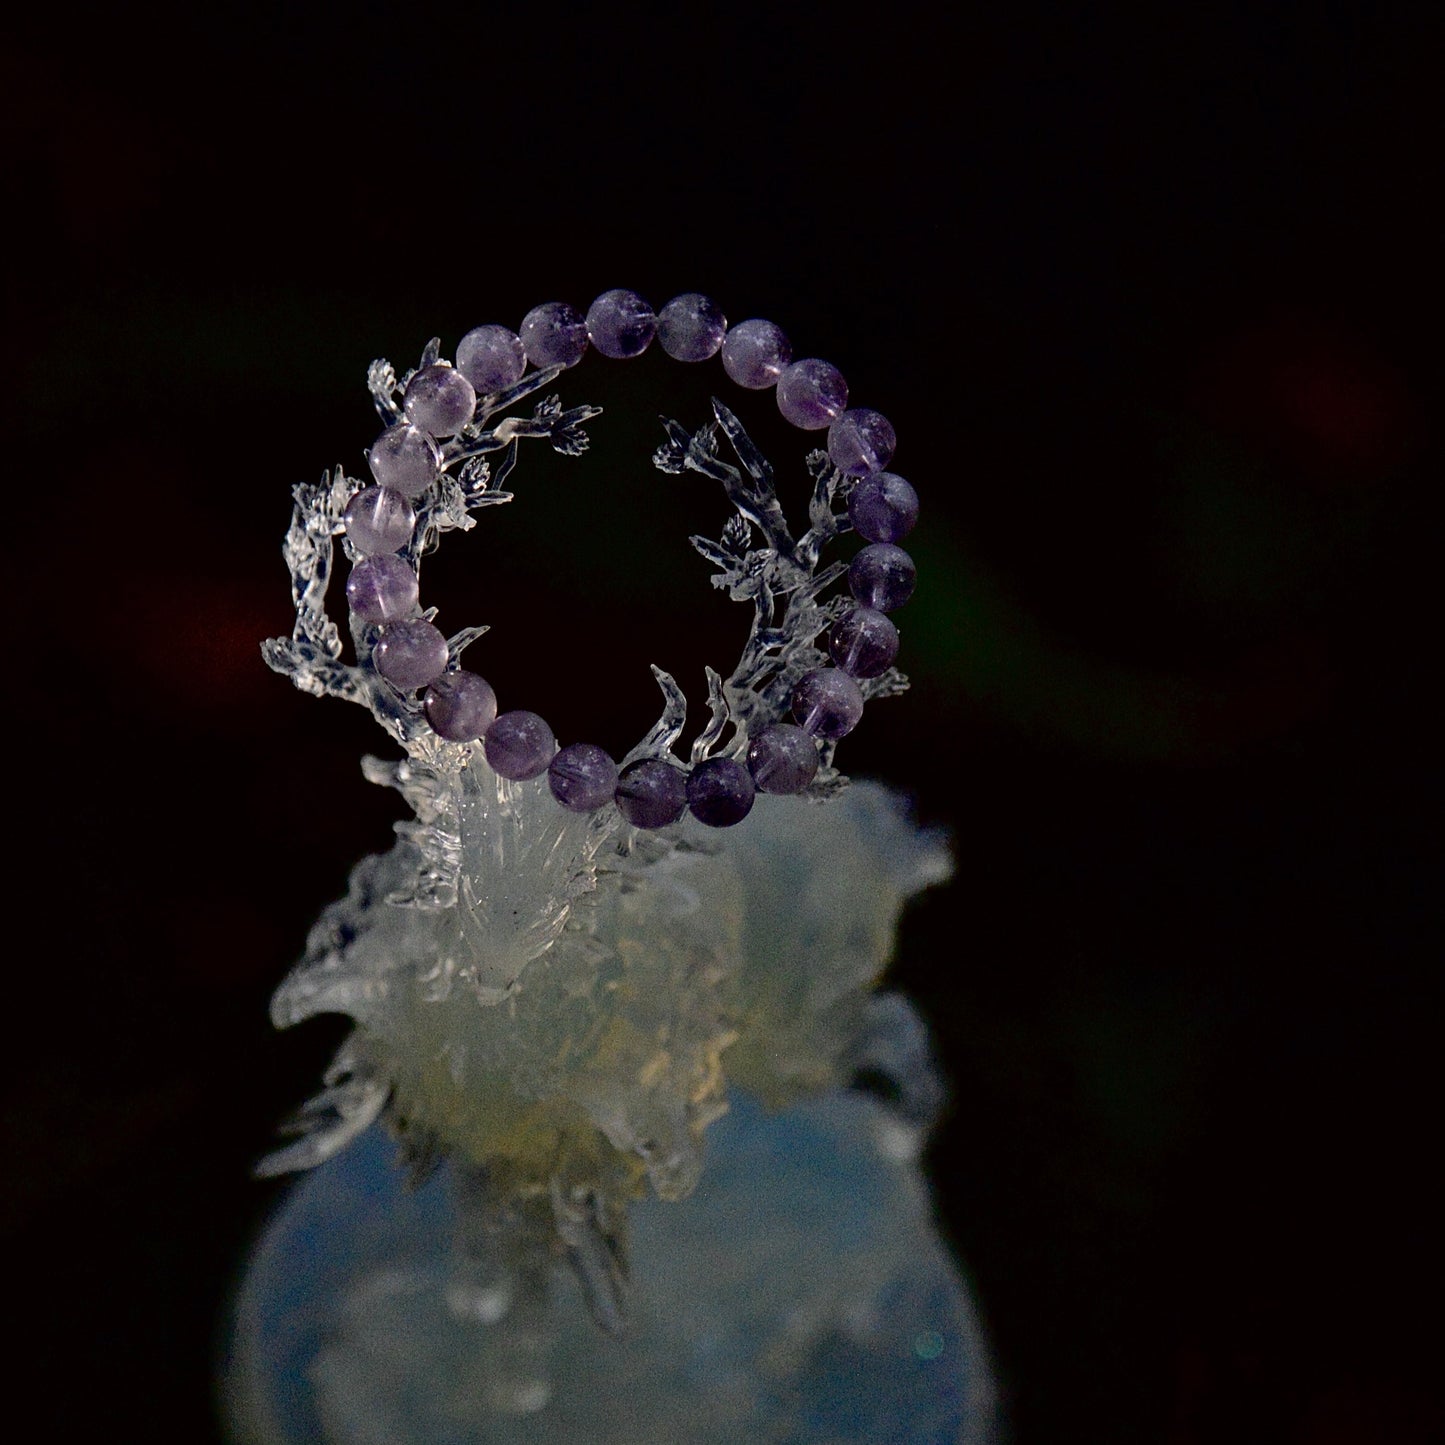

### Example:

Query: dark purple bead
xmin=848 ymin=543 xmax=916 ymax=613
xmin=827 ymin=408 xmax=897 ymax=476
xmin=424 ymin=670 xmax=498 ymax=741
xmin=456 ymin=324 xmax=526 ymax=392
xmin=484 ymin=710 xmax=556 ymax=781
xmin=657 ymin=293 xmax=727 ymax=362
xmin=720 ymin=319 xmax=792 ymax=389
xmin=346 ymin=553 xmax=418 ymax=624
xmin=614 ymin=759 xmax=689 ymax=829
xmin=792 ymin=668 xmax=865 ymax=740
xmin=686 ymin=757 xmax=756 ymax=828
xmin=367 ymin=424 xmax=442 ymax=498
xmin=374 ymin=619 xmax=449 ymax=690
xmin=847 ymin=472 xmax=919 ymax=543
xmin=547 ymin=743 xmax=619 ymax=813
xmin=829 ymin=607 xmax=900 ymax=679
xmin=344 ymin=485 xmax=415 ymax=555
xmin=746 ymin=723 xmax=820 ymax=794
xmin=403 ymin=364 xmax=476 ymax=438
xmin=520 ymin=301 xmax=589 ymax=369
xmin=777 ymin=358 xmax=848 ymax=430
xmin=585 ymin=289 xmax=656 ymax=359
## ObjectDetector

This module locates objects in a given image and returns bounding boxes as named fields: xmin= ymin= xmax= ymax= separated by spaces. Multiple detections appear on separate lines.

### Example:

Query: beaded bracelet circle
xmin=266 ymin=289 xmax=920 ymax=832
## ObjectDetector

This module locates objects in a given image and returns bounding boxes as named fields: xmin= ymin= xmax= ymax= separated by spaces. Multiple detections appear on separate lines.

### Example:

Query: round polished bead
xmin=367 ymin=424 xmax=442 ymax=498
xmin=848 ymin=543 xmax=916 ymax=612
xmin=547 ymin=743 xmax=619 ymax=813
xmin=827 ymin=408 xmax=897 ymax=476
xmin=847 ymin=472 xmax=919 ymax=543
xmin=343 ymin=486 xmax=415 ymax=555
xmin=829 ymin=607 xmax=900 ymax=679
xmin=403 ymin=364 xmax=476 ymax=438
xmin=614 ymin=758 xmax=689 ymax=829
xmin=484 ymin=710 xmax=556 ymax=781
xmin=720 ymin=319 xmax=793 ymax=389
xmin=520 ymin=301 xmax=589 ymax=369
xmin=792 ymin=668 xmax=865 ymax=740
xmin=657 ymin=293 xmax=727 ymax=362
xmin=424 ymin=670 xmax=498 ymax=742
xmin=345 ymin=553 xmax=418 ymax=624
xmin=777 ymin=358 xmax=848 ymax=430
xmin=456 ymin=324 xmax=526 ymax=393
xmin=746 ymin=723 xmax=820 ymax=794
xmin=686 ymin=757 xmax=756 ymax=828
xmin=374 ymin=619 xmax=449 ymax=690
xmin=585 ymin=289 xmax=656 ymax=359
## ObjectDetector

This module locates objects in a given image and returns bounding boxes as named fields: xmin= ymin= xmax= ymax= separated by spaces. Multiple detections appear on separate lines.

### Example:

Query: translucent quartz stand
xmin=224 ymin=1091 xmax=995 ymax=1444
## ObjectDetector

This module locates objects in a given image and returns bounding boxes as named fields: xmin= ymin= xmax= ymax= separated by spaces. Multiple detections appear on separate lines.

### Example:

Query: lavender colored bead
xmin=484 ymin=710 xmax=556 ymax=781
xmin=720 ymin=319 xmax=792 ymax=389
xmin=456 ymin=324 xmax=526 ymax=392
xmin=848 ymin=471 xmax=919 ymax=543
xmin=848 ymin=543 xmax=916 ymax=613
xmin=367 ymin=424 xmax=441 ymax=498
xmin=827 ymin=408 xmax=897 ymax=476
xmin=615 ymin=759 xmax=689 ymax=829
xmin=686 ymin=757 xmax=756 ymax=828
xmin=777 ymin=358 xmax=848 ymax=430
xmin=345 ymin=553 xmax=418 ymax=624
xmin=403 ymin=364 xmax=476 ymax=438
xmin=520 ymin=301 xmax=589 ymax=369
xmin=657 ymin=293 xmax=727 ymax=362
xmin=746 ymin=723 xmax=820 ymax=794
xmin=547 ymin=743 xmax=619 ymax=813
xmin=424 ymin=670 xmax=498 ymax=742
xmin=343 ymin=486 xmax=415 ymax=555
xmin=829 ymin=607 xmax=900 ymax=679
xmin=374 ymin=619 xmax=449 ymax=690
xmin=585 ymin=289 xmax=656 ymax=359
xmin=792 ymin=668 xmax=865 ymax=740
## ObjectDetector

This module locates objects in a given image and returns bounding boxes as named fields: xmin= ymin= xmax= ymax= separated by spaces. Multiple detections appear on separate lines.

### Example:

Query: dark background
xmin=3 ymin=3 xmax=1438 ymax=1441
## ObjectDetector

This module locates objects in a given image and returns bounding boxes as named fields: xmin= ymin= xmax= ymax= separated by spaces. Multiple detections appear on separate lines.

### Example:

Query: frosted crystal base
xmin=223 ymin=1091 xmax=995 ymax=1444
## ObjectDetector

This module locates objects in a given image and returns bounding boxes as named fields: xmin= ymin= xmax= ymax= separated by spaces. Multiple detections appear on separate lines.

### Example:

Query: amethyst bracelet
xmin=339 ymin=290 xmax=920 ymax=831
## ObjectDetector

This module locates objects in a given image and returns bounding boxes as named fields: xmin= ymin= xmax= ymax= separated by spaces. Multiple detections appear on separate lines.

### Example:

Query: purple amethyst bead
xmin=345 ymin=554 xmax=418 ymax=625
xmin=657 ymin=293 xmax=727 ymax=362
xmin=848 ymin=472 xmax=919 ymax=543
xmin=374 ymin=619 xmax=449 ymax=691
xmin=344 ymin=485 xmax=415 ymax=555
xmin=547 ymin=743 xmax=619 ymax=813
xmin=686 ymin=757 xmax=756 ymax=828
xmin=456 ymin=324 xmax=526 ymax=393
xmin=829 ymin=607 xmax=900 ymax=679
xmin=792 ymin=668 xmax=865 ymax=740
xmin=585 ymin=289 xmax=656 ymax=359
xmin=403 ymin=364 xmax=476 ymax=438
xmin=424 ymin=670 xmax=498 ymax=742
xmin=520 ymin=301 xmax=589 ymax=369
xmin=367 ymin=424 xmax=442 ymax=499
xmin=615 ymin=759 xmax=689 ymax=829
xmin=827 ymin=408 xmax=897 ymax=476
xmin=746 ymin=723 xmax=820 ymax=794
xmin=777 ymin=358 xmax=848 ymax=430
xmin=848 ymin=543 xmax=916 ymax=613
xmin=720 ymin=319 xmax=793 ymax=389
xmin=484 ymin=710 xmax=557 ymax=781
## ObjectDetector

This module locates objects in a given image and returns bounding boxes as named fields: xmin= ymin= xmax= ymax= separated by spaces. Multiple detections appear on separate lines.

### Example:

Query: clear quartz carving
xmin=230 ymin=328 xmax=994 ymax=1442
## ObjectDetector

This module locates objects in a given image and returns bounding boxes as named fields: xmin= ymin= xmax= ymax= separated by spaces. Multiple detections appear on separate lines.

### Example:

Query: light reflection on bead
xmin=484 ymin=710 xmax=557 ymax=781
xmin=346 ymin=554 xmax=418 ymax=624
xmin=792 ymin=668 xmax=865 ymax=739
xmin=344 ymin=486 xmax=415 ymax=555
xmin=720 ymin=319 xmax=792 ymax=389
xmin=777 ymin=358 xmax=848 ymax=430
